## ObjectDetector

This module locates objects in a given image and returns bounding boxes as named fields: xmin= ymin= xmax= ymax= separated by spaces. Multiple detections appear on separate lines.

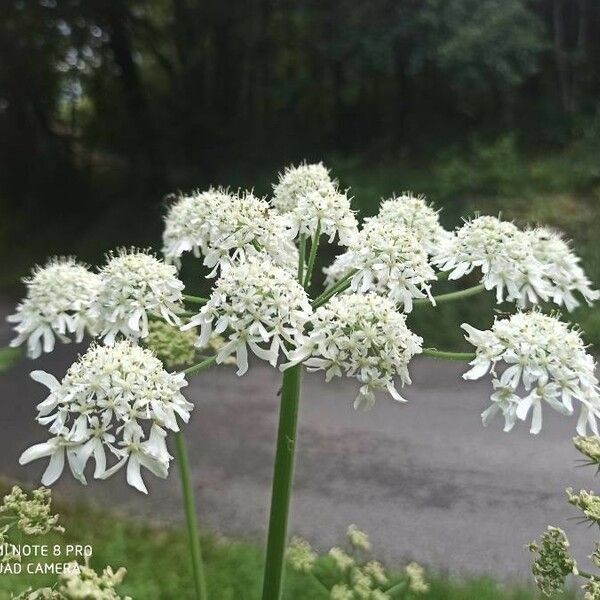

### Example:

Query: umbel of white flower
xmin=90 ymin=249 xmax=184 ymax=345
xmin=284 ymin=293 xmax=423 ymax=409
xmin=374 ymin=193 xmax=453 ymax=257
xmin=325 ymin=219 xmax=436 ymax=312
xmin=7 ymin=258 xmax=101 ymax=359
xmin=183 ymin=254 xmax=312 ymax=375
xmin=435 ymin=215 xmax=598 ymax=309
xmin=272 ymin=162 xmax=358 ymax=245
xmin=162 ymin=188 xmax=297 ymax=275
xmin=462 ymin=311 xmax=600 ymax=435
xmin=19 ymin=341 xmax=192 ymax=494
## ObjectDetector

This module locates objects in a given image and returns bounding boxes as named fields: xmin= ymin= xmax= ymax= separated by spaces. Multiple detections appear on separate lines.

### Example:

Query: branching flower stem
xmin=174 ymin=355 xmax=217 ymax=600
xmin=183 ymin=355 xmax=217 ymax=376
xmin=262 ymin=247 xmax=308 ymax=600
xmin=175 ymin=430 xmax=208 ymax=600
xmin=312 ymin=270 xmax=356 ymax=308
xmin=423 ymin=348 xmax=476 ymax=361
xmin=184 ymin=294 xmax=209 ymax=306
xmin=303 ymin=220 xmax=321 ymax=289
xmin=262 ymin=364 xmax=302 ymax=599
xmin=414 ymin=283 xmax=486 ymax=306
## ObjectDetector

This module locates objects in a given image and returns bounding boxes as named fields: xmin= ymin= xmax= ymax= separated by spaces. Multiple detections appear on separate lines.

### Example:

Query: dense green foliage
xmin=0 ymin=482 xmax=569 ymax=599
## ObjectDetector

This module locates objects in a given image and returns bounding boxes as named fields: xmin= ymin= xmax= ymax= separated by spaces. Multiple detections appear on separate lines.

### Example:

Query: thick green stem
xmin=261 ymin=364 xmax=303 ymax=600
xmin=184 ymin=294 xmax=209 ymax=306
xmin=303 ymin=221 xmax=321 ymax=289
xmin=423 ymin=348 xmax=476 ymax=361
xmin=183 ymin=355 xmax=217 ymax=377
xmin=312 ymin=270 xmax=355 ymax=308
xmin=414 ymin=283 xmax=486 ymax=306
xmin=175 ymin=430 xmax=208 ymax=600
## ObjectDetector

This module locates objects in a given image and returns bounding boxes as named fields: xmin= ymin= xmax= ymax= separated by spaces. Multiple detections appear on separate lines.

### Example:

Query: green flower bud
xmin=287 ymin=537 xmax=317 ymax=573
xmin=347 ymin=524 xmax=371 ymax=552
xmin=406 ymin=562 xmax=429 ymax=594
xmin=583 ymin=577 xmax=600 ymax=600
xmin=0 ymin=486 xmax=63 ymax=536
xmin=574 ymin=436 xmax=600 ymax=465
xmin=529 ymin=526 xmax=576 ymax=596
xmin=567 ymin=488 xmax=600 ymax=525
xmin=145 ymin=320 xmax=197 ymax=369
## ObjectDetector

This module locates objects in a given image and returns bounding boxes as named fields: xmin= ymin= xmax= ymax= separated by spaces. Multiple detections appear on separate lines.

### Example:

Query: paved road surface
xmin=0 ymin=299 xmax=596 ymax=580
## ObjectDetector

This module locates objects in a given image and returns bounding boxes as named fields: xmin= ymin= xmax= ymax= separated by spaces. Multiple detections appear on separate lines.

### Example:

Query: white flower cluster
xmin=272 ymin=163 xmax=358 ymax=245
xmin=326 ymin=218 xmax=436 ymax=312
xmin=435 ymin=216 xmax=598 ymax=309
xmin=183 ymin=255 xmax=312 ymax=375
xmin=90 ymin=249 xmax=184 ymax=345
xmin=162 ymin=188 xmax=297 ymax=275
xmin=528 ymin=226 xmax=599 ymax=310
xmin=462 ymin=311 xmax=600 ymax=435
xmin=375 ymin=193 xmax=453 ymax=256
xmin=19 ymin=341 xmax=192 ymax=494
xmin=8 ymin=258 xmax=101 ymax=359
xmin=286 ymin=294 xmax=422 ymax=409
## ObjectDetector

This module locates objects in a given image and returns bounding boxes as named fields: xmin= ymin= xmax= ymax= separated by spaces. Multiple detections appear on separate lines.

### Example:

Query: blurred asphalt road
xmin=0 ymin=296 xmax=596 ymax=580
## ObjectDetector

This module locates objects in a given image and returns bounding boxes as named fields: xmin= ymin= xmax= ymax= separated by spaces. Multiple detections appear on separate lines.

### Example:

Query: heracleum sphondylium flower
xmin=462 ymin=311 xmax=600 ymax=435
xmin=7 ymin=258 xmax=101 ymax=359
xmin=373 ymin=193 xmax=453 ymax=257
xmin=435 ymin=215 xmax=598 ymax=309
xmin=91 ymin=249 xmax=184 ymax=345
xmin=183 ymin=255 xmax=312 ymax=375
xmin=527 ymin=226 xmax=599 ymax=310
xmin=434 ymin=216 xmax=549 ymax=305
xmin=162 ymin=188 xmax=297 ymax=275
xmin=162 ymin=188 xmax=231 ymax=265
xmin=272 ymin=162 xmax=337 ymax=213
xmin=285 ymin=294 xmax=422 ymax=409
xmin=19 ymin=341 xmax=192 ymax=494
xmin=272 ymin=163 xmax=358 ymax=245
xmin=326 ymin=219 xmax=436 ymax=312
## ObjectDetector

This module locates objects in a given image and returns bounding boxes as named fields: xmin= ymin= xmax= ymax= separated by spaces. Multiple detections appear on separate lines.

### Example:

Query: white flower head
xmin=434 ymin=215 xmax=548 ymax=305
xmin=91 ymin=249 xmax=184 ymax=345
xmin=435 ymin=215 xmax=598 ymax=310
xmin=527 ymin=226 xmax=599 ymax=310
xmin=375 ymin=192 xmax=453 ymax=256
xmin=163 ymin=188 xmax=297 ymax=275
xmin=272 ymin=162 xmax=337 ymax=213
xmin=272 ymin=162 xmax=358 ymax=245
xmin=183 ymin=254 xmax=312 ymax=375
xmin=285 ymin=294 xmax=422 ymax=409
xmin=462 ymin=311 xmax=600 ymax=435
xmin=8 ymin=258 xmax=101 ymax=359
xmin=162 ymin=188 xmax=231 ymax=265
xmin=329 ymin=219 xmax=436 ymax=312
xmin=19 ymin=341 xmax=192 ymax=494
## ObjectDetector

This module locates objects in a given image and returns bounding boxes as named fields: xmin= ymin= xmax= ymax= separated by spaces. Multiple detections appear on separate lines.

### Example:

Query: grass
xmin=0 ymin=483 xmax=571 ymax=600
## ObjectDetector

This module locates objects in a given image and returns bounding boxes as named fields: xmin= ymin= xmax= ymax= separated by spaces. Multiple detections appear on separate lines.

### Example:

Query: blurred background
xmin=1 ymin=0 xmax=599 ymax=345
xmin=1 ymin=1 xmax=600 ymax=597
